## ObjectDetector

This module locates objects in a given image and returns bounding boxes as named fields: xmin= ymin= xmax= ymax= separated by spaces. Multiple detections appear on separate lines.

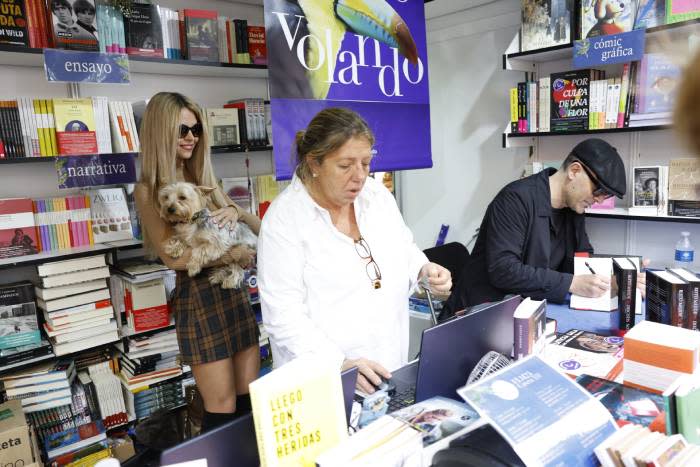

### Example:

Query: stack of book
xmin=84 ymin=362 xmax=129 ymax=429
xmin=110 ymin=261 xmax=172 ymax=336
xmin=123 ymin=372 xmax=188 ymax=420
xmin=118 ymin=333 xmax=182 ymax=388
xmin=664 ymin=373 xmax=700 ymax=445
xmin=35 ymin=254 xmax=119 ymax=356
xmin=595 ymin=424 xmax=698 ymax=467
xmin=0 ymin=281 xmax=52 ymax=371
xmin=0 ymin=359 xmax=75 ymax=414
xmin=623 ymin=321 xmax=700 ymax=394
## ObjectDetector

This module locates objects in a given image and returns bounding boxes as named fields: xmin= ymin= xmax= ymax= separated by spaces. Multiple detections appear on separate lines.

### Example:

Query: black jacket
xmin=446 ymin=169 xmax=593 ymax=311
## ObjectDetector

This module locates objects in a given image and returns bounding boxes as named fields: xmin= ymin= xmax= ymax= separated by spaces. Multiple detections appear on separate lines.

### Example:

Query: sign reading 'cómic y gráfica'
xmin=264 ymin=0 xmax=431 ymax=180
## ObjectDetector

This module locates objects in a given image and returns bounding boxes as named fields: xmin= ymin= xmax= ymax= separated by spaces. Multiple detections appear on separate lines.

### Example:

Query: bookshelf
xmin=503 ymin=124 xmax=671 ymax=148
xmin=0 ymin=240 xmax=142 ymax=270
xmin=0 ymin=145 xmax=273 ymax=163
xmin=503 ymin=18 xmax=700 ymax=70
xmin=0 ymin=46 xmax=268 ymax=79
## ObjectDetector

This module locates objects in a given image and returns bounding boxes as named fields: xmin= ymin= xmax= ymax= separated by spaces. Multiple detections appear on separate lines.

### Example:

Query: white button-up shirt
xmin=258 ymin=174 xmax=428 ymax=371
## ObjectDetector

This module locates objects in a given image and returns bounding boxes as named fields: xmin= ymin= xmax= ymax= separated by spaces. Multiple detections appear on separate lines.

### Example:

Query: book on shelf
xmin=630 ymin=166 xmax=668 ymax=216
xmin=513 ymin=296 xmax=547 ymax=360
xmin=542 ymin=328 xmax=624 ymax=380
xmin=205 ymin=108 xmax=240 ymax=147
xmin=52 ymin=98 xmax=98 ymax=156
xmin=44 ymin=302 xmax=114 ymax=330
xmin=86 ymin=188 xmax=133 ymax=244
xmin=666 ymin=0 xmax=700 ymax=23
xmin=550 ymin=69 xmax=600 ymax=132
xmin=576 ymin=374 xmax=667 ymax=432
xmin=44 ymin=420 xmax=106 ymax=460
xmin=612 ymin=257 xmax=639 ymax=333
xmin=48 ymin=0 xmax=98 ymax=51
xmin=0 ymin=198 xmax=39 ymax=258
xmin=623 ymin=320 xmax=700 ymax=394
xmin=124 ymin=2 xmax=163 ymax=57
xmin=458 ymin=355 xmax=618 ymax=467
xmin=667 ymin=158 xmax=700 ymax=217
xmin=110 ymin=275 xmax=169 ymax=335
xmin=247 ymin=25 xmax=267 ymax=65
xmin=183 ymin=9 xmax=218 ymax=62
xmin=1 ymin=358 xmax=74 ymax=388
xmin=35 ymin=279 xmax=107 ymax=302
xmin=249 ymin=356 xmax=347 ymax=467
xmin=52 ymin=330 xmax=119 ymax=357
xmin=0 ymin=0 xmax=30 ymax=47
xmin=581 ymin=0 xmax=636 ymax=38
xmin=0 ymin=281 xmax=40 ymax=350
xmin=37 ymin=285 xmax=110 ymax=312
xmin=0 ymin=99 xmax=28 ymax=159
xmin=637 ymin=53 xmax=681 ymax=115
xmin=520 ymin=0 xmax=574 ymax=52
xmin=107 ymin=101 xmax=139 ymax=153
xmin=667 ymin=268 xmax=700 ymax=331
xmin=0 ymin=339 xmax=53 ymax=371
xmin=35 ymin=254 xmax=105 ymax=281
xmin=221 ymin=177 xmax=255 ymax=215
xmin=634 ymin=0 xmax=667 ymax=28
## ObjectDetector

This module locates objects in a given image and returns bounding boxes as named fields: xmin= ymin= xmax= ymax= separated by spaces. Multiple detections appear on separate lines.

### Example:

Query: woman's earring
xmin=312 ymin=173 xmax=318 ymax=178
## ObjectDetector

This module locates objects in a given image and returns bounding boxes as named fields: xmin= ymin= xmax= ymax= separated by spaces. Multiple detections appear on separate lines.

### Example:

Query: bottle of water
xmin=674 ymin=231 xmax=694 ymax=268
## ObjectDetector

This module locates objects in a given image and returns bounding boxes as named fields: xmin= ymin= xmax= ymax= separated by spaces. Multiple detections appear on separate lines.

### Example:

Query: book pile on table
xmin=35 ymin=254 xmax=119 ymax=356
xmin=117 ymin=329 xmax=183 ymax=391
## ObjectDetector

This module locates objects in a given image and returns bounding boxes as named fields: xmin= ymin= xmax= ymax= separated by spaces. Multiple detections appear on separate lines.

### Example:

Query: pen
xmin=584 ymin=261 xmax=596 ymax=275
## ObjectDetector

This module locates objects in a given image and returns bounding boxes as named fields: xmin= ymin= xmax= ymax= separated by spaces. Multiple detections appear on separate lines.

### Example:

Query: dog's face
xmin=158 ymin=182 xmax=213 ymax=223
xmin=594 ymin=0 xmax=624 ymax=20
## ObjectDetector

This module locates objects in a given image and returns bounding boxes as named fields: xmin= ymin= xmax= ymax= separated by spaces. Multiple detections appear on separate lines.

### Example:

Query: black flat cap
xmin=571 ymin=138 xmax=626 ymax=198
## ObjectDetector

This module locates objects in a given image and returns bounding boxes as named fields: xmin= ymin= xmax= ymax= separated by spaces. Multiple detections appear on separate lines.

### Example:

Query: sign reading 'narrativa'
xmin=44 ymin=49 xmax=130 ymax=84
xmin=56 ymin=153 xmax=137 ymax=189
xmin=573 ymin=29 xmax=645 ymax=68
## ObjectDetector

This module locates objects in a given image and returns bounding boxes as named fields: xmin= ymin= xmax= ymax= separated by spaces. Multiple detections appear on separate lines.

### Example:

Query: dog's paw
xmin=209 ymin=268 xmax=228 ymax=286
xmin=164 ymin=238 xmax=185 ymax=258
xmin=221 ymin=266 xmax=245 ymax=289
xmin=186 ymin=259 xmax=203 ymax=278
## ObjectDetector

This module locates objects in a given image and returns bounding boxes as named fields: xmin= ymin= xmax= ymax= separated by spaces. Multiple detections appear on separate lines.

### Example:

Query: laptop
xmin=160 ymin=413 xmax=258 ymax=467
xmin=387 ymin=295 xmax=523 ymax=412
xmin=341 ymin=366 xmax=359 ymax=425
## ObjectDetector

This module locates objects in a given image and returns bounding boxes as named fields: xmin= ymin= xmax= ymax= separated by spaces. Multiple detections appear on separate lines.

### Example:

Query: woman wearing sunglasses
xmin=134 ymin=92 xmax=261 ymax=432
xmin=257 ymin=107 xmax=452 ymax=394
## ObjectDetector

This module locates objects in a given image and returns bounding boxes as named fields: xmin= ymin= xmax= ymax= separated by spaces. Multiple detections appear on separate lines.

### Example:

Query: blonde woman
xmin=135 ymin=92 xmax=261 ymax=432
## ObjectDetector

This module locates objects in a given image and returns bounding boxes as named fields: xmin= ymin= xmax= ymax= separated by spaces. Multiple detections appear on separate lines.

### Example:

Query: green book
xmin=676 ymin=377 xmax=700 ymax=444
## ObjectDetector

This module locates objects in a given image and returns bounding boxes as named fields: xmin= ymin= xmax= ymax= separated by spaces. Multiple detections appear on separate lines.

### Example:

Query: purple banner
xmin=55 ymin=153 xmax=137 ymax=189
xmin=265 ymin=0 xmax=431 ymax=179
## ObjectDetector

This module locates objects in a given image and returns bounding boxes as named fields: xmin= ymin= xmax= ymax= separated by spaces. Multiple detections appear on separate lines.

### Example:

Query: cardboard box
xmin=112 ymin=435 xmax=135 ymax=462
xmin=0 ymin=400 xmax=33 ymax=466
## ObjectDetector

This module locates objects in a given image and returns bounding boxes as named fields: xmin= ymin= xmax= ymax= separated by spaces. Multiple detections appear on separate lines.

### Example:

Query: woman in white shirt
xmin=258 ymin=108 xmax=452 ymax=393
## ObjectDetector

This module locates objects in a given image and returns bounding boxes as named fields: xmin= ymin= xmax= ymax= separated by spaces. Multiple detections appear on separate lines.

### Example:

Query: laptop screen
xmin=414 ymin=295 xmax=523 ymax=401
xmin=340 ymin=367 xmax=358 ymax=425
xmin=160 ymin=413 xmax=258 ymax=467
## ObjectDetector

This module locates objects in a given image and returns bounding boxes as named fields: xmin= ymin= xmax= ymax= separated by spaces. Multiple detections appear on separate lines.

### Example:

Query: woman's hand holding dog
xmin=211 ymin=205 xmax=240 ymax=230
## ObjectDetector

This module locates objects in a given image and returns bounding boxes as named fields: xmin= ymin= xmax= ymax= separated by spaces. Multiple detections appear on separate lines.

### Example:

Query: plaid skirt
xmin=172 ymin=270 xmax=259 ymax=365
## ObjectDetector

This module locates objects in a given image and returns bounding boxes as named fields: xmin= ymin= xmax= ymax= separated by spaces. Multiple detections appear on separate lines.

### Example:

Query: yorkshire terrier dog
xmin=158 ymin=182 xmax=257 ymax=289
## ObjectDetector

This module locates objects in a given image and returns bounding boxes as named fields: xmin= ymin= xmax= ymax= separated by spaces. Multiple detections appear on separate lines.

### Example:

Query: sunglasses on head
xmin=575 ymin=160 xmax=614 ymax=199
xmin=179 ymin=123 xmax=203 ymax=138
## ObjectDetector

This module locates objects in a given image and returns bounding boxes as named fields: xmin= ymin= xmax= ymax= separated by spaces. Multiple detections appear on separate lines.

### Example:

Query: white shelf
xmin=0 ymin=48 xmax=268 ymax=79
xmin=0 ymin=240 xmax=143 ymax=269
xmin=585 ymin=207 xmax=700 ymax=224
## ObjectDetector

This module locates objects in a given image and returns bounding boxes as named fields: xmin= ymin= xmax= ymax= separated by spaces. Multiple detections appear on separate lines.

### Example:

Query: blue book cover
xmin=45 ymin=420 xmax=106 ymax=459
xmin=639 ymin=53 xmax=681 ymax=114
xmin=634 ymin=0 xmax=666 ymax=28
xmin=458 ymin=356 xmax=617 ymax=467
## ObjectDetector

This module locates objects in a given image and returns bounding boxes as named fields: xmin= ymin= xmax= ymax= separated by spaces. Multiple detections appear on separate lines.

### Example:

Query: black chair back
xmin=423 ymin=242 xmax=469 ymax=285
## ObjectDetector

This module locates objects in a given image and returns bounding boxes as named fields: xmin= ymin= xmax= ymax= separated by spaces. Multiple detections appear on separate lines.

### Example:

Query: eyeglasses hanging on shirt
xmin=354 ymin=236 xmax=382 ymax=289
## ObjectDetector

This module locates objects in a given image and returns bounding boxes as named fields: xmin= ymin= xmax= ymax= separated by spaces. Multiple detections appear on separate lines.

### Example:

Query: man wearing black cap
xmin=445 ymin=138 xmax=629 ymax=313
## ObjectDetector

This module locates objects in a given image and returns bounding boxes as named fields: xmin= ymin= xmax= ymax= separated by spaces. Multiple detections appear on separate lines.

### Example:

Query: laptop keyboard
xmin=387 ymin=386 xmax=416 ymax=412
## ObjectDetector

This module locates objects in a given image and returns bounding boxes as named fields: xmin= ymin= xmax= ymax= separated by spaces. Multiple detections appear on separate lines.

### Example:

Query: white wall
xmin=402 ymin=0 xmax=527 ymax=250
xmin=405 ymin=0 xmax=700 ymax=268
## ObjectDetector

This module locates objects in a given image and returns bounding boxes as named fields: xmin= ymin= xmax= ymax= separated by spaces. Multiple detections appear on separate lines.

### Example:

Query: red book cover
xmin=0 ymin=198 xmax=39 ymax=259
xmin=132 ymin=305 xmax=170 ymax=332
xmin=247 ymin=25 xmax=266 ymax=65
